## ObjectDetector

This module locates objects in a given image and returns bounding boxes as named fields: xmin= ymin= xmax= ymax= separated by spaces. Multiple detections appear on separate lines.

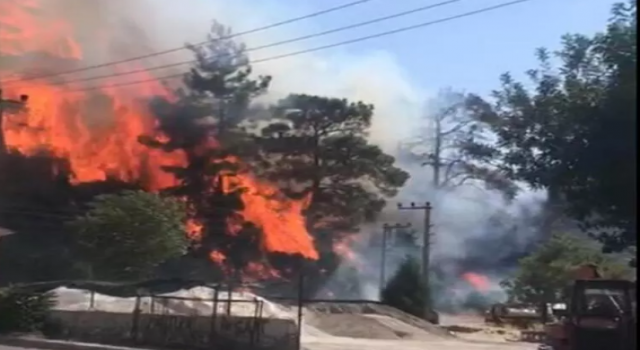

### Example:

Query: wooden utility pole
xmin=397 ymin=201 xmax=433 ymax=319
xmin=0 ymin=88 xmax=29 ymax=155
xmin=379 ymin=222 xmax=412 ymax=298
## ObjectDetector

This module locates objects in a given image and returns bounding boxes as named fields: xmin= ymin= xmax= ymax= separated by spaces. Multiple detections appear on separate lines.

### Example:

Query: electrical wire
xmin=63 ymin=0 xmax=533 ymax=94
xmin=0 ymin=0 xmax=374 ymax=85
xmin=36 ymin=0 xmax=464 ymax=88
xmin=0 ymin=0 xmax=534 ymax=227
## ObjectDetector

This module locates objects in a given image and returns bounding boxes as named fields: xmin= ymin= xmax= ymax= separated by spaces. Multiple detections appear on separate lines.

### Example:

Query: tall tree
xmin=464 ymin=1 xmax=636 ymax=251
xmin=260 ymin=94 xmax=409 ymax=232
xmin=258 ymin=94 xmax=408 ymax=290
xmin=141 ymin=22 xmax=271 ymax=276
xmin=401 ymin=89 xmax=517 ymax=198
xmin=68 ymin=190 xmax=188 ymax=281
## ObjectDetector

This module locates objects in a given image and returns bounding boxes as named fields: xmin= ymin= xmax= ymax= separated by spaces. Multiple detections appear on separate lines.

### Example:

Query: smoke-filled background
xmin=0 ymin=0 xmax=561 ymax=310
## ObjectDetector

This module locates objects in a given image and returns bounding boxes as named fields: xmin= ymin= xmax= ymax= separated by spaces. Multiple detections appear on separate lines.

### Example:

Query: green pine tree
xmin=381 ymin=256 xmax=429 ymax=319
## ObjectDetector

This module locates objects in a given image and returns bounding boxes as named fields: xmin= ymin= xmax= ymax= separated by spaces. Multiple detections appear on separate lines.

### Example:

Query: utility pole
xmin=397 ymin=201 xmax=433 ymax=320
xmin=379 ymin=222 xmax=412 ymax=299
xmin=0 ymin=88 xmax=29 ymax=155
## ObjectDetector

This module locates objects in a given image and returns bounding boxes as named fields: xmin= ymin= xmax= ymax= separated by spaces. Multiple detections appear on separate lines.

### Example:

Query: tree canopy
xmin=261 ymin=94 xmax=409 ymax=231
xmin=1 ymin=2 xmax=632 ymax=306
xmin=465 ymin=1 xmax=636 ymax=251
xmin=402 ymin=88 xmax=517 ymax=198
xmin=68 ymin=190 xmax=188 ymax=281
xmin=501 ymin=232 xmax=633 ymax=305
xmin=140 ymin=22 xmax=273 ymax=276
xmin=138 ymin=23 xmax=407 ymax=286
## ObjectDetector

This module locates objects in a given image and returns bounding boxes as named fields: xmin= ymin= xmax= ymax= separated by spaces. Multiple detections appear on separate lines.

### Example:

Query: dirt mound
xmin=305 ymin=314 xmax=406 ymax=340
xmin=303 ymin=301 xmax=454 ymax=338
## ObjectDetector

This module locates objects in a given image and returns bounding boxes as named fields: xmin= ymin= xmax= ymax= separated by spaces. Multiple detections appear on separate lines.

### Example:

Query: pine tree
xmin=381 ymin=256 xmax=429 ymax=319
xmin=140 ymin=21 xmax=270 ymax=278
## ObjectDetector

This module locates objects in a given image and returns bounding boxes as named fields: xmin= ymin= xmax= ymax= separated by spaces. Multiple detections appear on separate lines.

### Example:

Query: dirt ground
xmin=52 ymin=288 xmax=539 ymax=350
xmin=301 ymin=335 xmax=538 ymax=350
xmin=299 ymin=306 xmax=538 ymax=350
xmin=439 ymin=313 xmax=526 ymax=343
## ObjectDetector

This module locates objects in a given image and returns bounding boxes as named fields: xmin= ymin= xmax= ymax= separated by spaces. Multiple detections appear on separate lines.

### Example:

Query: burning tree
xmin=261 ymin=94 xmax=409 ymax=230
xmin=259 ymin=94 xmax=409 ymax=290
xmin=140 ymin=22 xmax=275 ymax=280
xmin=0 ymin=3 xmax=407 ymax=295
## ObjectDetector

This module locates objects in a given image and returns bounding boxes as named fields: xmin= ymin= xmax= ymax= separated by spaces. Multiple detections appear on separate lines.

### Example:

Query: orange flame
xmin=186 ymin=219 xmax=204 ymax=241
xmin=209 ymin=250 xmax=226 ymax=264
xmin=0 ymin=0 xmax=82 ymax=59
xmin=462 ymin=272 xmax=490 ymax=292
xmin=0 ymin=0 xmax=318 ymax=268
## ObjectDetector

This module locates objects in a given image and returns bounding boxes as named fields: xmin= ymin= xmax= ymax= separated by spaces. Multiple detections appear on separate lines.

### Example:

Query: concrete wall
xmin=51 ymin=310 xmax=298 ymax=350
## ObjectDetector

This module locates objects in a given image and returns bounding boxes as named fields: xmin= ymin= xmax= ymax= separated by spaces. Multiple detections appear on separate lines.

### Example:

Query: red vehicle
xmin=541 ymin=265 xmax=636 ymax=350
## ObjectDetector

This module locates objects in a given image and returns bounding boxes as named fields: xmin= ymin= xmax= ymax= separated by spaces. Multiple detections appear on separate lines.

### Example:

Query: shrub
xmin=381 ymin=256 xmax=430 ymax=319
xmin=0 ymin=287 xmax=56 ymax=334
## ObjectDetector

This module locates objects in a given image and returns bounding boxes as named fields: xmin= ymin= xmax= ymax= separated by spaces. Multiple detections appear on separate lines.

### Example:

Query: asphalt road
xmin=1 ymin=337 xmax=538 ymax=350
xmin=1 ymin=341 xmax=536 ymax=350
xmin=0 ymin=345 xmax=47 ymax=350
xmin=302 ymin=337 xmax=539 ymax=350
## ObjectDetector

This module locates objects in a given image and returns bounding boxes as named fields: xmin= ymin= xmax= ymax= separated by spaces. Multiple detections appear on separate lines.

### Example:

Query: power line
xmin=29 ymin=0 xmax=464 ymax=88
xmin=0 ymin=0 xmax=373 ymax=85
xmin=64 ymin=0 xmax=533 ymax=94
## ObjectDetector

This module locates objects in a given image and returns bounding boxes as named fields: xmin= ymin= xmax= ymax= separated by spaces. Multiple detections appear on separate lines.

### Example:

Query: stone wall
xmin=51 ymin=309 xmax=298 ymax=350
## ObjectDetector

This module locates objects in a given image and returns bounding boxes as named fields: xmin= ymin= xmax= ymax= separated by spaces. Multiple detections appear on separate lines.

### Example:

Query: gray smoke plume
xmin=4 ymin=1 xmax=548 ymax=307
xmin=322 ymin=92 xmax=548 ymax=309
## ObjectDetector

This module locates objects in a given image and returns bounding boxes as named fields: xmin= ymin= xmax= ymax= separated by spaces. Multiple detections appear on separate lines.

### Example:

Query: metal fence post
xmin=209 ymin=287 xmax=219 ymax=347
xmin=296 ymin=273 xmax=304 ymax=350
xmin=130 ymin=293 xmax=142 ymax=344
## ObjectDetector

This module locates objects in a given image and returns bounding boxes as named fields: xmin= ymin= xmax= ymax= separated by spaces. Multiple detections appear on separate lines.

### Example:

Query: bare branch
xmin=440 ymin=119 xmax=474 ymax=137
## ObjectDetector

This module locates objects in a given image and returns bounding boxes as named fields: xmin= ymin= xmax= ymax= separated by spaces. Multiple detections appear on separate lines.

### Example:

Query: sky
xmin=25 ymin=0 xmax=615 ymax=149
xmin=3 ymin=0 xmax=617 ymax=139
xmin=260 ymin=0 xmax=616 ymax=95
xmin=142 ymin=0 xmax=616 ymax=146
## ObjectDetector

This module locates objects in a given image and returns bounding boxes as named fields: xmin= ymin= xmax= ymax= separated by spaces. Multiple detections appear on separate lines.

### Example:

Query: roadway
xmin=301 ymin=337 xmax=539 ymax=350
xmin=1 ymin=346 xmax=46 ymax=350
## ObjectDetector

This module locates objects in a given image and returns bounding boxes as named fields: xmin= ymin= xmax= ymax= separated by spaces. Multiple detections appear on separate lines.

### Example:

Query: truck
xmin=540 ymin=264 xmax=636 ymax=350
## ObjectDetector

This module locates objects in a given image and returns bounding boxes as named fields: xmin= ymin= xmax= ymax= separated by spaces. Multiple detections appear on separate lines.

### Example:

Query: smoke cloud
xmin=9 ymin=0 xmax=548 ymax=307
xmin=7 ymin=0 xmax=423 ymax=146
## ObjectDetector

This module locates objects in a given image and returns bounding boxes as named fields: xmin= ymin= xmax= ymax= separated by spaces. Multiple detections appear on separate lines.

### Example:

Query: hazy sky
xmin=261 ymin=0 xmax=615 ymax=95
xmin=127 ymin=0 xmax=617 ymax=144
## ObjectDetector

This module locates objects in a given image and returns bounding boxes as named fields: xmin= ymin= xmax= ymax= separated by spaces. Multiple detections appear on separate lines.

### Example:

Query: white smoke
xmin=139 ymin=0 xmax=425 ymax=148
xmin=20 ymin=0 xmax=548 ymax=305
xmin=19 ymin=0 xmax=423 ymax=147
xmin=136 ymin=0 xmax=549 ymax=304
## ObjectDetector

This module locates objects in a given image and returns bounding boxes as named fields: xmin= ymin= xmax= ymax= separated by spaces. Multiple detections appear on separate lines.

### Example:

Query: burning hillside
xmin=0 ymin=0 xmax=318 ymax=272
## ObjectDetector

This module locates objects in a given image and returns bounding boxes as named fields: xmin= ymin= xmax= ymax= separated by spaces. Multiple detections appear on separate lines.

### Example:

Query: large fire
xmin=0 ymin=0 xmax=318 ymax=267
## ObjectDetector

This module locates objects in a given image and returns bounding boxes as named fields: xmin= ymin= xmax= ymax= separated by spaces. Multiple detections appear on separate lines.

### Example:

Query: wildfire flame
xmin=462 ymin=272 xmax=490 ymax=292
xmin=0 ymin=0 xmax=318 ymax=271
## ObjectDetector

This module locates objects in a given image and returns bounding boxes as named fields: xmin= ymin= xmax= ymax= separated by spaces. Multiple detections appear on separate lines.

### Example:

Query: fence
xmin=48 ymin=281 xmax=303 ymax=350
